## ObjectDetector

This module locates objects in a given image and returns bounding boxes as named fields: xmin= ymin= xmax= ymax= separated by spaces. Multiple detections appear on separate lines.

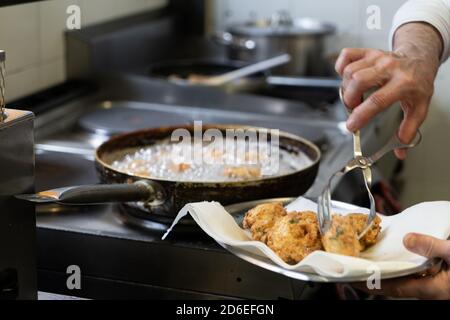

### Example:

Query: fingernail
xmin=404 ymin=233 xmax=417 ymax=249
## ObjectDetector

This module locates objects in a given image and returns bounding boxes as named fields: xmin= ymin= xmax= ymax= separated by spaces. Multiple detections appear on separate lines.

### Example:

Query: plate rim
xmin=224 ymin=197 xmax=442 ymax=283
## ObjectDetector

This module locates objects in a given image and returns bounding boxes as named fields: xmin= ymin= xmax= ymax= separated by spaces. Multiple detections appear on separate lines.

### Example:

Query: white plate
xmin=224 ymin=197 xmax=442 ymax=283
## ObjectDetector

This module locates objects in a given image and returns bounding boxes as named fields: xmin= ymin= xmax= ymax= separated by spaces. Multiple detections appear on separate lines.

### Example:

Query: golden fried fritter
xmin=267 ymin=211 xmax=323 ymax=264
xmin=223 ymin=166 xmax=261 ymax=180
xmin=243 ymin=202 xmax=382 ymax=263
xmin=321 ymin=215 xmax=362 ymax=257
xmin=243 ymin=202 xmax=286 ymax=243
xmin=321 ymin=214 xmax=382 ymax=256
xmin=347 ymin=213 xmax=382 ymax=249
xmin=170 ymin=162 xmax=191 ymax=173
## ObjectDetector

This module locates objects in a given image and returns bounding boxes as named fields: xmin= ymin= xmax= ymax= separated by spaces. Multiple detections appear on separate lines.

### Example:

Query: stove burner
xmin=116 ymin=203 xmax=204 ymax=235
xmin=78 ymin=102 xmax=192 ymax=135
xmin=116 ymin=198 xmax=250 ymax=238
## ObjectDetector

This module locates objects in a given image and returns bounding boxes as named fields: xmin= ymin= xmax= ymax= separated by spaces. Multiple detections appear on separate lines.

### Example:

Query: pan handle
xmin=16 ymin=181 xmax=160 ymax=205
xmin=59 ymin=181 xmax=155 ymax=204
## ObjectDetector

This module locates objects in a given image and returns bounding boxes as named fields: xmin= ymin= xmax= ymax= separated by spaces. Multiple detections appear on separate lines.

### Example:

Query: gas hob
xmin=33 ymin=75 xmax=398 ymax=299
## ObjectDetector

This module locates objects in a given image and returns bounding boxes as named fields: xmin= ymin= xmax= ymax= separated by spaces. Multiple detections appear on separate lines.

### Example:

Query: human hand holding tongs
xmin=317 ymin=87 xmax=422 ymax=238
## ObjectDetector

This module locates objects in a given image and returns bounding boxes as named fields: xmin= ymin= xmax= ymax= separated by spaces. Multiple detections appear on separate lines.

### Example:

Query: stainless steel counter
xmin=33 ymin=75 xmax=401 ymax=299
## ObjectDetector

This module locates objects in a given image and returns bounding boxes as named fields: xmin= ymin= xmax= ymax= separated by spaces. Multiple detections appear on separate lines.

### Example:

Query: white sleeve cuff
xmin=389 ymin=0 xmax=450 ymax=63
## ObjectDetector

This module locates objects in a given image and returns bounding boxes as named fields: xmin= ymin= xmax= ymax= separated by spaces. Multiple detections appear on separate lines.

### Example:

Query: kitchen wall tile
xmin=290 ymin=0 xmax=362 ymax=49
xmin=39 ymin=0 xmax=81 ymax=63
xmin=359 ymin=33 xmax=390 ymax=51
xmin=221 ymin=0 xmax=291 ymax=25
xmin=357 ymin=0 xmax=403 ymax=38
xmin=80 ymin=0 xmax=167 ymax=26
xmin=0 ymin=3 xmax=40 ymax=74
xmin=5 ymin=66 xmax=41 ymax=102
xmin=0 ymin=0 xmax=167 ymax=100
xmin=40 ymin=58 xmax=65 ymax=89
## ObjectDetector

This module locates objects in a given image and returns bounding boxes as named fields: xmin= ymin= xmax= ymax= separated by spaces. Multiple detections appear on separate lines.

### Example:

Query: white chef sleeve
xmin=389 ymin=0 xmax=450 ymax=62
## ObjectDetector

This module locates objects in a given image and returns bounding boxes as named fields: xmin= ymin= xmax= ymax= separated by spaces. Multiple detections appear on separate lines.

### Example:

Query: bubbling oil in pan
xmin=111 ymin=139 xmax=312 ymax=182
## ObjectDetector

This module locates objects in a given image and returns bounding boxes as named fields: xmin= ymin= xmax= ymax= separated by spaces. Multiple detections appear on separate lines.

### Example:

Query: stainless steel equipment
xmin=317 ymin=88 xmax=422 ymax=238
xmin=171 ymin=53 xmax=291 ymax=86
xmin=0 ymin=50 xmax=37 ymax=300
xmin=16 ymin=9 xmax=402 ymax=298
xmin=265 ymin=76 xmax=341 ymax=89
xmin=213 ymin=12 xmax=335 ymax=76
xmin=20 ymin=124 xmax=321 ymax=218
xmin=30 ymin=75 xmax=358 ymax=299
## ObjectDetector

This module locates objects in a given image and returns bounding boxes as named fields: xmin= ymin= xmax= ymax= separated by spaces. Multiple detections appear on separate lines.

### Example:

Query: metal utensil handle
xmin=357 ymin=170 xmax=377 ymax=240
xmin=266 ymin=76 xmax=341 ymax=88
xmin=209 ymin=54 xmax=291 ymax=85
xmin=339 ymin=87 xmax=363 ymax=156
xmin=0 ymin=50 xmax=6 ymax=122
xmin=368 ymin=131 xmax=422 ymax=165
xmin=58 ymin=181 xmax=155 ymax=204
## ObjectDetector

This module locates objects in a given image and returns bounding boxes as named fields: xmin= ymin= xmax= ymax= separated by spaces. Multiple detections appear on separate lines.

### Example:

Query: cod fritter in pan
xmin=243 ymin=202 xmax=382 ymax=264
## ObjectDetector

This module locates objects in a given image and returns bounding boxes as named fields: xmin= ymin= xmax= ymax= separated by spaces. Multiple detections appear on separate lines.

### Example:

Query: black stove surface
xmin=34 ymin=76 xmax=354 ymax=299
xmin=36 ymin=151 xmax=321 ymax=300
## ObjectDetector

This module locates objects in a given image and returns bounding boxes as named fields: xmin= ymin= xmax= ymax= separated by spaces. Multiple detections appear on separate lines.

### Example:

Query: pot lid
xmin=228 ymin=12 xmax=335 ymax=37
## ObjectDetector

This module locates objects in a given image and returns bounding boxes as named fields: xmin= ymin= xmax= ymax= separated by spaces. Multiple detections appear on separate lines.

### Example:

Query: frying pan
xmin=18 ymin=124 xmax=321 ymax=218
xmin=148 ymin=59 xmax=267 ymax=94
xmin=148 ymin=58 xmax=340 ymax=102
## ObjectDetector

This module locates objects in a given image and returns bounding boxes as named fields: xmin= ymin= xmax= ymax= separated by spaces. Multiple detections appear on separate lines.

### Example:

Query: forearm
xmin=393 ymin=22 xmax=443 ymax=73
xmin=389 ymin=0 xmax=450 ymax=62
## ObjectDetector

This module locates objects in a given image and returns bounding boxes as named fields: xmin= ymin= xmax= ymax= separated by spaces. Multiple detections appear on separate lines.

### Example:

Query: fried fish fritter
xmin=321 ymin=215 xmax=361 ymax=257
xmin=242 ymin=202 xmax=382 ymax=263
xmin=243 ymin=202 xmax=286 ymax=243
xmin=223 ymin=166 xmax=261 ymax=180
xmin=321 ymin=213 xmax=382 ymax=256
xmin=347 ymin=213 xmax=382 ymax=249
xmin=266 ymin=211 xmax=323 ymax=264
xmin=170 ymin=162 xmax=191 ymax=173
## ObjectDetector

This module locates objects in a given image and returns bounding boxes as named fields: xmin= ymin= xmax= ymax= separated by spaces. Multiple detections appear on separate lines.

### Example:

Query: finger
xmin=341 ymin=61 xmax=375 ymax=108
xmin=394 ymin=147 xmax=408 ymax=160
xmin=342 ymin=58 xmax=375 ymax=83
xmin=395 ymin=104 xmax=427 ymax=159
xmin=335 ymin=48 xmax=367 ymax=75
xmin=371 ymin=277 xmax=444 ymax=299
xmin=404 ymin=233 xmax=450 ymax=264
xmin=343 ymin=67 xmax=388 ymax=109
xmin=346 ymin=81 xmax=402 ymax=132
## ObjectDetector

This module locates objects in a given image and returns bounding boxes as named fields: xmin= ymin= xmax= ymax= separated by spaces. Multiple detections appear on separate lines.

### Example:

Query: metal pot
xmin=213 ymin=12 xmax=335 ymax=76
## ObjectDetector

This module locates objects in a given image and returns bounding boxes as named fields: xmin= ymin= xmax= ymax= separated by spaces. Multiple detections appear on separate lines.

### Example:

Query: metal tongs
xmin=318 ymin=87 xmax=422 ymax=238
xmin=0 ymin=50 xmax=6 ymax=122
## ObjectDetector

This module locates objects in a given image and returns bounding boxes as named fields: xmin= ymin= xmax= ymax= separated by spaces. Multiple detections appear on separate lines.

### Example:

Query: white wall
xmin=209 ymin=0 xmax=403 ymax=51
xmin=210 ymin=0 xmax=450 ymax=205
xmin=0 ymin=0 xmax=167 ymax=101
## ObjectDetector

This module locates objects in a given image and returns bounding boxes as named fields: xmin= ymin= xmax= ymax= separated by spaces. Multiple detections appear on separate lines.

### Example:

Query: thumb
xmin=403 ymin=233 xmax=450 ymax=264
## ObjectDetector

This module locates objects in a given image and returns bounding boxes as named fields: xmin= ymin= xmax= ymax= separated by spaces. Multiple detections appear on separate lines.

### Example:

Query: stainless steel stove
xmin=30 ymin=74 xmax=400 ymax=299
